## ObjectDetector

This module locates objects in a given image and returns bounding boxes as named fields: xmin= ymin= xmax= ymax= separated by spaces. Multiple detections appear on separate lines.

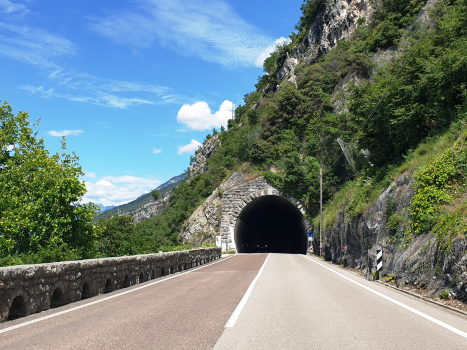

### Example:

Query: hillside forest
xmin=0 ymin=0 xmax=466 ymax=266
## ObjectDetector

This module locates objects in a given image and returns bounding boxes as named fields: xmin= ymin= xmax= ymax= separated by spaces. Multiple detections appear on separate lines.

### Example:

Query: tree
xmin=0 ymin=101 xmax=98 ymax=261
xmin=151 ymin=190 xmax=160 ymax=201
xmin=95 ymin=216 xmax=135 ymax=257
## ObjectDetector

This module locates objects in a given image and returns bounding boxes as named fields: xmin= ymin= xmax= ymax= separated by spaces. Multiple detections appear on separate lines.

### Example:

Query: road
xmin=1 ymin=254 xmax=467 ymax=349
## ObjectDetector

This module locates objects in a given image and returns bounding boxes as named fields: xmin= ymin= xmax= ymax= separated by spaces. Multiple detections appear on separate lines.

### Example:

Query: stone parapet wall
xmin=0 ymin=247 xmax=221 ymax=322
xmin=220 ymin=177 xmax=308 ymax=251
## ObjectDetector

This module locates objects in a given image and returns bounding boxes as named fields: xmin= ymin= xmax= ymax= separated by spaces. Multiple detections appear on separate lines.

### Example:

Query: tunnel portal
xmin=235 ymin=196 xmax=308 ymax=254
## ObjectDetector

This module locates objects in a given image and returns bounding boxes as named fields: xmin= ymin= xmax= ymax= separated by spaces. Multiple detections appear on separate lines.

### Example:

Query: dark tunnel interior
xmin=235 ymin=196 xmax=308 ymax=254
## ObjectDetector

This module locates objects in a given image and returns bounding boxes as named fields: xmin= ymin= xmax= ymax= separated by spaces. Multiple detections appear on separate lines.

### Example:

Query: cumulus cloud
xmin=82 ymin=175 xmax=162 ymax=206
xmin=48 ymin=129 xmax=84 ymax=137
xmin=255 ymin=37 xmax=289 ymax=68
xmin=177 ymin=139 xmax=202 ymax=155
xmin=177 ymin=100 xmax=233 ymax=131
xmin=153 ymin=148 xmax=162 ymax=154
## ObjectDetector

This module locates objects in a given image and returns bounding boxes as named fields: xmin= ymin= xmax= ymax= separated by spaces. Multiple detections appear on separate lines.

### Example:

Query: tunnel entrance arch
xmin=220 ymin=177 xmax=310 ymax=254
xmin=235 ymin=196 xmax=307 ymax=254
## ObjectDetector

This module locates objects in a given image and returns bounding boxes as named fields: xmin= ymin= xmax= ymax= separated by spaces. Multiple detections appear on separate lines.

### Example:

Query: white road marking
xmin=0 ymin=255 xmax=234 ymax=334
xmin=225 ymin=253 xmax=270 ymax=328
xmin=304 ymin=255 xmax=467 ymax=340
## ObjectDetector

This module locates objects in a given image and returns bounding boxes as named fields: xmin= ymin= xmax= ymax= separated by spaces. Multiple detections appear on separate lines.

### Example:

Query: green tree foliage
xmin=350 ymin=0 xmax=467 ymax=165
xmin=151 ymin=190 xmax=160 ymax=201
xmin=6 ymin=0 xmax=464 ymax=265
xmin=295 ymin=0 xmax=327 ymax=35
xmin=409 ymin=132 xmax=467 ymax=235
xmin=96 ymin=216 xmax=136 ymax=257
xmin=0 ymin=101 xmax=98 ymax=264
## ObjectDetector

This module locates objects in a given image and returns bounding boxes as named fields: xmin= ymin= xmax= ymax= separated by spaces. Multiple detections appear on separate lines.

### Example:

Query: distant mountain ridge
xmin=156 ymin=174 xmax=186 ymax=191
xmin=96 ymin=204 xmax=115 ymax=212
xmin=94 ymin=173 xmax=186 ymax=221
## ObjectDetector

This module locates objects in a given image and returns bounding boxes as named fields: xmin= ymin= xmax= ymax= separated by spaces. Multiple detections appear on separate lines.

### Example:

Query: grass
xmin=315 ymin=119 xmax=467 ymax=231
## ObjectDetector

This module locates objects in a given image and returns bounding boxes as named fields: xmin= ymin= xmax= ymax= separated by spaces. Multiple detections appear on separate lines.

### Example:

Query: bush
xmin=440 ymin=291 xmax=449 ymax=299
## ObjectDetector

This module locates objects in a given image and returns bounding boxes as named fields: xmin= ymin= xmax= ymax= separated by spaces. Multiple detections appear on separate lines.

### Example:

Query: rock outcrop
xmin=188 ymin=135 xmax=220 ymax=180
xmin=320 ymin=171 xmax=467 ymax=302
xmin=276 ymin=0 xmax=373 ymax=82
xmin=180 ymin=172 xmax=250 ymax=246
xmin=122 ymin=194 xmax=169 ymax=224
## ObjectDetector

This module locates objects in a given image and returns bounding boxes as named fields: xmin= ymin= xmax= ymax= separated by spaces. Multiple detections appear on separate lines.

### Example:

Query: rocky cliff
xmin=276 ymin=0 xmax=373 ymax=83
xmin=188 ymin=135 xmax=220 ymax=181
xmin=122 ymin=194 xmax=169 ymax=224
xmin=180 ymin=171 xmax=250 ymax=246
xmin=320 ymin=171 xmax=467 ymax=303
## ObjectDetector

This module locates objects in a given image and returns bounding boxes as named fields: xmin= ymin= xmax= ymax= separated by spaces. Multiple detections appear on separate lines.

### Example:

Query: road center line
xmin=225 ymin=253 xmax=270 ymax=328
xmin=303 ymin=255 xmax=467 ymax=340
xmin=0 ymin=255 xmax=234 ymax=335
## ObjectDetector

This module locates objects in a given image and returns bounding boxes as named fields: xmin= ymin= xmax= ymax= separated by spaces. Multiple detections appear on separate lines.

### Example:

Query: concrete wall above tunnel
xmin=220 ymin=177 xmax=310 ymax=254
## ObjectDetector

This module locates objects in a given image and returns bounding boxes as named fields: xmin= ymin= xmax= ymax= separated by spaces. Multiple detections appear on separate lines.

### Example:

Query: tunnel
xmin=235 ymin=196 xmax=308 ymax=254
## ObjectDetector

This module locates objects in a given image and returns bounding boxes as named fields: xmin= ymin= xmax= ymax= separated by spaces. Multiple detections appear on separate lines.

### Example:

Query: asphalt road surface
xmin=1 ymin=254 xmax=467 ymax=349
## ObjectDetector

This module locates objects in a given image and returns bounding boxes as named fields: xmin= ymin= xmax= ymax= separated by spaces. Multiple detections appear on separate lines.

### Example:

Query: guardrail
xmin=0 ymin=247 xmax=221 ymax=322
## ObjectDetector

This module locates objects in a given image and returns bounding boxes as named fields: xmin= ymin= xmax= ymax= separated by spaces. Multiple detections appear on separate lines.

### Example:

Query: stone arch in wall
xmin=220 ymin=177 xmax=310 ymax=254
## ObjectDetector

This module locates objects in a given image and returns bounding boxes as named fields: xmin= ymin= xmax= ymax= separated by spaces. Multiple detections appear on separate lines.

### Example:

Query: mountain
xmin=94 ymin=173 xmax=186 ymax=220
xmin=96 ymin=204 xmax=115 ymax=213
xmin=156 ymin=174 xmax=186 ymax=191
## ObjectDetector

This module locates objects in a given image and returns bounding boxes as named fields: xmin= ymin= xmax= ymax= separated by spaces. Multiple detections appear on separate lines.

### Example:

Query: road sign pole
xmin=320 ymin=167 xmax=323 ymax=257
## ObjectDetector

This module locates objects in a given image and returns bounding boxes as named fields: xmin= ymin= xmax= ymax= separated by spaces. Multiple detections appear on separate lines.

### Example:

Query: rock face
xmin=0 ymin=248 xmax=221 ymax=322
xmin=276 ymin=0 xmax=373 ymax=82
xmin=123 ymin=194 xmax=169 ymax=224
xmin=188 ymin=135 xmax=220 ymax=180
xmin=320 ymin=172 xmax=467 ymax=302
xmin=181 ymin=171 xmax=250 ymax=246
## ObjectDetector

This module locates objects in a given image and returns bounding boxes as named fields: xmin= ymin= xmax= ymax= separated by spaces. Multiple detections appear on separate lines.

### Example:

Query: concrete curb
xmin=375 ymin=280 xmax=467 ymax=318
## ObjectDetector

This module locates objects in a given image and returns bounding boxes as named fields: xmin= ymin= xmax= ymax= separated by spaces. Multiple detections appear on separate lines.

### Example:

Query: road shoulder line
xmin=0 ymin=255 xmax=234 ymax=334
xmin=375 ymin=280 xmax=467 ymax=317
xmin=303 ymin=255 xmax=467 ymax=340
xmin=316 ymin=257 xmax=467 ymax=317
xmin=225 ymin=253 xmax=270 ymax=328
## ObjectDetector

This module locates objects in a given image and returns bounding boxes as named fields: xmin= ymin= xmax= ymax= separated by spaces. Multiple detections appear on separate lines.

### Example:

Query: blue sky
xmin=1 ymin=0 xmax=303 ymax=206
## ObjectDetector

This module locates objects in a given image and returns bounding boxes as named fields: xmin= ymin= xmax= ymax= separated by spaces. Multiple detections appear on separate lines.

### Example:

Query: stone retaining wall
xmin=0 ymin=247 xmax=221 ymax=322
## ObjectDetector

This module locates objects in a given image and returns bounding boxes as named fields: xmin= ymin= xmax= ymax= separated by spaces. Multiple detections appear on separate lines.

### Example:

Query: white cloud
xmin=255 ymin=37 xmax=289 ymax=68
xmin=177 ymin=100 xmax=233 ymax=131
xmin=0 ymin=3 xmax=188 ymax=110
xmin=0 ymin=22 xmax=77 ymax=68
xmin=102 ymin=175 xmax=161 ymax=186
xmin=48 ymin=129 xmax=84 ymax=137
xmin=20 ymin=76 xmax=183 ymax=109
xmin=96 ymin=180 xmax=112 ymax=187
xmin=0 ymin=0 xmax=28 ymax=15
xmin=153 ymin=148 xmax=162 ymax=154
xmin=82 ymin=175 xmax=163 ymax=206
xmin=177 ymin=139 xmax=202 ymax=155
xmin=88 ymin=0 xmax=272 ymax=67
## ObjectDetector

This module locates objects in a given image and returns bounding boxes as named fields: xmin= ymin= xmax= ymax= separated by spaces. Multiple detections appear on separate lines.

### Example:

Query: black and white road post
xmin=376 ymin=249 xmax=383 ymax=279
